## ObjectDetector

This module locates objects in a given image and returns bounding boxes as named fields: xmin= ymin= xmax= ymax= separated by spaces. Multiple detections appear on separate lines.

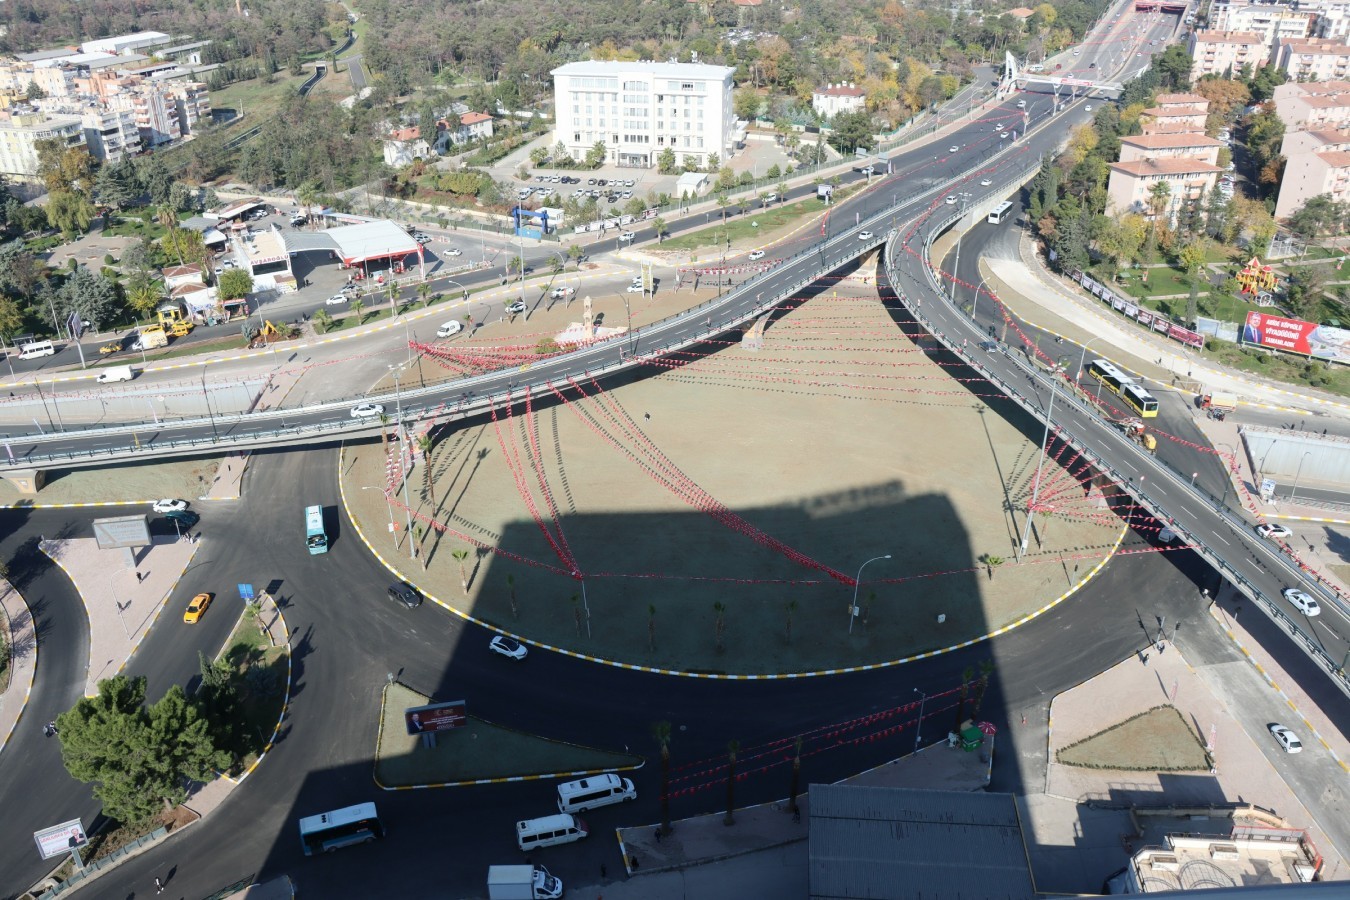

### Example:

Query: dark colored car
xmin=164 ymin=509 xmax=200 ymax=528
xmin=387 ymin=583 xmax=422 ymax=609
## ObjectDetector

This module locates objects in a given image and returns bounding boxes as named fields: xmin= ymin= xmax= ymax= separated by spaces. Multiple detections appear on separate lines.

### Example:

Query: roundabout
xmin=342 ymin=262 xmax=1129 ymax=677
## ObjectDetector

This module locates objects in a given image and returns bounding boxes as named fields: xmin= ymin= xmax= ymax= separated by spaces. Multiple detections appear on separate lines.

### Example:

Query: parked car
xmin=350 ymin=403 xmax=385 ymax=419
xmin=183 ymin=592 xmax=213 ymax=624
xmin=386 ymin=583 xmax=422 ymax=609
xmin=1281 ymin=587 xmax=1321 ymax=617
xmin=164 ymin=509 xmax=199 ymax=529
xmin=152 ymin=499 xmax=188 ymax=514
xmin=1268 ymin=723 xmax=1303 ymax=753
xmin=490 ymin=635 xmax=528 ymax=660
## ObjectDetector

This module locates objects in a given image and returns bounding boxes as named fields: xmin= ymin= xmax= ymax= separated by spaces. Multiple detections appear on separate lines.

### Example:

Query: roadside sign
xmin=238 ymin=583 xmax=255 ymax=602
xmin=404 ymin=700 xmax=467 ymax=735
xmin=34 ymin=820 xmax=86 ymax=860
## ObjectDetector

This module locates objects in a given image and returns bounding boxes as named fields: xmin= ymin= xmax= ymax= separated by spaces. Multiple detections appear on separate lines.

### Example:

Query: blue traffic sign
xmin=238 ymin=583 xmax=255 ymax=601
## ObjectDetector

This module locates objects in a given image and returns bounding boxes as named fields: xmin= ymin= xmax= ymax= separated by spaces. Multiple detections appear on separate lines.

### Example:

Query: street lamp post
xmin=913 ymin=688 xmax=927 ymax=752
xmin=1076 ymin=336 xmax=1105 ymax=383
xmin=361 ymin=485 xmax=397 ymax=538
xmin=201 ymin=364 xmax=219 ymax=441
xmin=970 ymin=276 xmax=991 ymax=326
xmin=389 ymin=366 xmax=418 ymax=564
xmin=1291 ymin=450 xmax=1313 ymax=502
xmin=849 ymin=554 xmax=891 ymax=634
xmin=1018 ymin=370 xmax=1063 ymax=561
xmin=949 ymin=193 xmax=972 ymax=301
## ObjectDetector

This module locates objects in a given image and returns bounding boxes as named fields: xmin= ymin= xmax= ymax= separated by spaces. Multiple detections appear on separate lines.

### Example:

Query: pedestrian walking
xmin=155 ymin=876 xmax=164 ymax=894
xmin=600 ymin=863 xmax=607 ymax=879
xmin=1141 ymin=652 xmax=1149 ymax=666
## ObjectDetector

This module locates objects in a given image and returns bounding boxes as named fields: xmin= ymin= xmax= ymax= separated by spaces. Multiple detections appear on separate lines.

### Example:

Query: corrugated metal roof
xmin=808 ymin=785 xmax=1034 ymax=900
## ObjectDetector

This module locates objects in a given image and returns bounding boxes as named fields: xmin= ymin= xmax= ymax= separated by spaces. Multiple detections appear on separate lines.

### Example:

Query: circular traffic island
xmin=342 ymin=272 xmax=1125 ymax=676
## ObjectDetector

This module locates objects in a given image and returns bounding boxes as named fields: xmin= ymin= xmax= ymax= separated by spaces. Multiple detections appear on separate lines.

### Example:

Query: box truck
xmin=487 ymin=865 xmax=563 ymax=899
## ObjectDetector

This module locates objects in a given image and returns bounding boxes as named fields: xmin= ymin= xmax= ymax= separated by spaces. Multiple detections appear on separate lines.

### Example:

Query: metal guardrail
xmin=37 ymin=826 xmax=168 ymax=898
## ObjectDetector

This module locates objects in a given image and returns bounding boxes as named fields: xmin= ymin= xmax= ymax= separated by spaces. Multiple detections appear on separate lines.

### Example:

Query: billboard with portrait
xmin=404 ymin=700 xmax=467 ymax=735
xmin=1242 ymin=312 xmax=1350 ymax=363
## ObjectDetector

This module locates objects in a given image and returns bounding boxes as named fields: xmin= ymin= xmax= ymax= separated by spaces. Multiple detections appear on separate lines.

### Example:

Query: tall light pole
xmin=949 ymin=192 xmax=972 ymax=301
xmin=1216 ymin=441 xmax=1238 ymax=509
xmin=849 ymin=554 xmax=891 ymax=634
xmin=1076 ymin=337 xmax=1105 ymax=382
xmin=913 ymin=688 xmax=927 ymax=753
xmin=201 ymin=363 xmax=218 ymax=441
xmin=388 ymin=365 xmax=417 ymax=563
xmin=361 ymin=484 xmax=397 ymax=539
xmin=970 ymin=275 xmax=991 ymax=327
xmin=1018 ymin=369 xmax=1063 ymax=562
xmin=1291 ymin=450 xmax=1313 ymax=502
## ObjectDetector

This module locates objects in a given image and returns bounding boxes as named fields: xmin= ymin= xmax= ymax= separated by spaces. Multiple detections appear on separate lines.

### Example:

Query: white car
xmin=765 ymin=193 xmax=779 ymax=202
xmin=444 ymin=247 xmax=462 ymax=257
xmin=506 ymin=300 xmax=527 ymax=315
xmin=626 ymin=283 xmax=645 ymax=293
xmin=1000 ymin=131 xmax=1009 ymax=139
xmin=489 ymin=635 xmax=528 ymax=660
xmin=949 ymin=145 xmax=960 ymax=153
xmin=550 ymin=287 xmax=576 ymax=299
xmin=945 ymin=195 xmax=959 ymax=205
xmin=1084 ymin=105 xmax=1093 ymax=112
xmin=436 ymin=321 xmax=462 ymax=338
xmin=326 ymin=294 xmax=349 ymax=306
xmin=618 ymin=232 xmax=636 ymax=243
xmin=980 ymin=179 xmax=993 ymax=187
xmin=1282 ymin=588 xmax=1321 ymax=617
xmin=1268 ymin=724 xmax=1303 ymax=754
xmin=858 ymin=230 xmax=874 ymax=240
xmin=152 ymin=499 xmax=188 ymax=514
xmin=1255 ymin=523 xmax=1292 ymax=540
xmin=350 ymin=403 xmax=385 ymax=419
xmin=748 ymin=249 xmax=766 ymax=261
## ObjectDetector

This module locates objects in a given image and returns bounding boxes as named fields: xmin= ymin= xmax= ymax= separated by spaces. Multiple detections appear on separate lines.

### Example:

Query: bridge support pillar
xmin=2 ymin=468 xmax=45 ymax=496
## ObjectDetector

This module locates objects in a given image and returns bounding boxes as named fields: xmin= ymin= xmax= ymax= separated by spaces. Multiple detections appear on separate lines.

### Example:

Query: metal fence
xmin=38 ymin=826 xmax=168 ymax=898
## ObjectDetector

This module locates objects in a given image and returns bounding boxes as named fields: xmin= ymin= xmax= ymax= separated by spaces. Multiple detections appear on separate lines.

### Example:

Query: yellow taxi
xmin=99 ymin=342 xmax=120 ymax=356
xmin=183 ymin=592 xmax=212 ymax=624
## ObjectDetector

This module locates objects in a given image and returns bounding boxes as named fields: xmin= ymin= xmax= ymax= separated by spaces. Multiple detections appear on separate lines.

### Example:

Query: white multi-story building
xmin=1275 ymin=128 xmax=1350 ymax=217
xmin=1106 ymin=158 xmax=1223 ymax=222
xmin=1119 ymin=132 xmax=1224 ymax=166
xmin=1207 ymin=1 xmax=1314 ymax=43
xmin=1274 ymin=79 xmax=1350 ymax=129
xmin=164 ymin=81 xmax=211 ymax=135
xmin=1187 ymin=31 xmax=1270 ymax=80
xmin=0 ymin=109 xmax=84 ymax=182
xmin=812 ymin=83 xmax=866 ymax=119
xmin=1274 ymin=35 xmax=1350 ymax=80
xmin=1294 ymin=0 xmax=1350 ymax=38
xmin=80 ymin=106 xmax=142 ymax=162
xmin=550 ymin=60 xmax=736 ymax=169
xmin=109 ymin=84 xmax=181 ymax=147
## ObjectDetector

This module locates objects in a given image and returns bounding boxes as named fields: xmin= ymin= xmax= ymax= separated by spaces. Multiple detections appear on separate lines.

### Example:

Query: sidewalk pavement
xmin=40 ymin=534 xmax=199 ymax=697
xmin=0 ymin=580 xmax=36 ymax=753
xmin=203 ymin=452 xmax=249 ymax=501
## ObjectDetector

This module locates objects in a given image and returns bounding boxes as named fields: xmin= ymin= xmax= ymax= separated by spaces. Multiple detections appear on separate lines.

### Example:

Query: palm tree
xmin=349 ymin=297 xmax=365 ymax=325
xmin=652 ymin=216 xmax=667 ymax=243
xmin=713 ymin=600 xmax=726 ymax=652
xmin=954 ymin=665 xmax=975 ymax=731
xmin=416 ymin=433 xmax=435 ymax=505
xmin=978 ymin=553 xmax=1005 ymax=580
xmin=417 ymin=282 xmax=432 ymax=309
xmin=312 ymin=309 xmax=334 ymax=333
xmin=648 ymin=603 xmax=656 ymax=651
xmin=716 ymin=194 xmax=730 ymax=227
xmin=652 ymin=721 xmax=673 ymax=835
xmin=506 ymin=573 xmax=518 ymax=619
xmin=971 ymin=659 xmax=995 ymax=716
xmin=296 ymin=182 xmax=319 ymax=224
xmin=385 ymin=279 xmax=399 ymax=315
xmin=451 ymin=548 xmax=469 ymax=594
xmin=377 ymin=412 xmax=391 ymax=456
xmin=776 ymin=181 xmax=788 ymax=202
xmin=723 ymin=739 xmax=740 ymax=826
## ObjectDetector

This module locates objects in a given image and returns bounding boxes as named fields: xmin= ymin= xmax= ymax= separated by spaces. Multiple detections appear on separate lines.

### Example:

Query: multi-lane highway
xmin=5 ymin=4 xmax=1349 ymax=897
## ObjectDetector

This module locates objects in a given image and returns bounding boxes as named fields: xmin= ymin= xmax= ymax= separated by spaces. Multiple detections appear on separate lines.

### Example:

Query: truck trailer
xmin=487 ymin=865 xmax=563 ymax=900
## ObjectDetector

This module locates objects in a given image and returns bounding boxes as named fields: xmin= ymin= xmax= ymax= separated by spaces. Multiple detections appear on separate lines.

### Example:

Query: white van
xmin=18 ymin=340 xmax=55 ymax=360
xmin=556 ymin=774 xmax=636 ymax=814
xmin=436 ymin=321 xmax=462 ymax=338
xmin=516 ymin=814 xmax=588 ymax=851
xmin=95 ymin=365 xmax=135 ymax=383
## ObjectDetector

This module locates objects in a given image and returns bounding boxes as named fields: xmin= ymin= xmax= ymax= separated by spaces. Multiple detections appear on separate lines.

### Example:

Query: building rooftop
xmin=1111 ymin=158 xmax=1224 ymax=176
xmin=460 ymin=111 xmax=492 ymax=125
xmin=388 ymin=126 xmax=421 ymax=141
xmin=1156 ymin=92 xmax=1209 ymax=105
xmin=162 ymin=264 xmax=202 ymax=278
xmin=1142 ymin=104 xmax=1209 ymax=117
xmin=1316 ymin=148 xmax=1350 ymax=166
xmin=1008 ymin=7 xmax=1036 ymax=18
xmin=1130 ymin=829 xmax=1319 ymax=892
xmin=1281 ymin=37 xmax=1350 ymax=54
xmin=1192 ymin=30 xmax=1265 ymax=44
xmin=815 ymin=83 xmax=865 ymax=97
xmin=1276 ymin=78 xmax=1350 ymax=95
xmin=808 ymin=785 xmax=1034 ymax=900
xmin=551 ymin=60 xmax=736 ymax=80
xmin=1121 ymin=133 xmax=1224 ymax=148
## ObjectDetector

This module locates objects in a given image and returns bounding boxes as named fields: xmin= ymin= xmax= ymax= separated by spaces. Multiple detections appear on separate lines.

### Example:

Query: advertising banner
xmin=34 ymin=820 xmax=86 ymax=860
xmin=1243 ymin=312 xmax=1350 ymax=363
xmin=404 ymin=700 xmax=467 ymax=735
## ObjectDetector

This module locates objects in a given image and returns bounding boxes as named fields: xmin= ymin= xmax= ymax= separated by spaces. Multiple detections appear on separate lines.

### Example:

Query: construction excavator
xmin=1121 ymin=418 xmax=1158 ymax=454
xmin=247 ymin=320 xmax=298 ymax=348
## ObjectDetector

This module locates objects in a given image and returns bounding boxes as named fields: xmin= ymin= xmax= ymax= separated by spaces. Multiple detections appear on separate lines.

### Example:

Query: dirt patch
xmin=375 ymin=683 xmax=640 ymax=786
xmin=0 ymin=457 xmax=221 ymax=506
xmin=1056 ymin=705 xmax=1212 ymax=772
xmin=343 ymin=267 xmax=1124 ymax=674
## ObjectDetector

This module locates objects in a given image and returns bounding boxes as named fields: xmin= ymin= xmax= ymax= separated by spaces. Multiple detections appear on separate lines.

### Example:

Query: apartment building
xmin=812 ymin=83 xmax=866 ymax=119
xmin=1106 ymin=158 xmax=1224 ymax=220
xmin=1140 ymin=99 xmax=1210 ymax=134
xmin=1187 ymin=31 xmax=1270 ymax=80
xmin=109 ymin=84 xmax=181 ymax=147
xmin=164 ymin=81 xmax=211 ymax=135
xmin=1297 ymin=0 xmax=1350 ymax=38
xmin=80 ymin=106 xmax=142 ymax=162
xmin=1119 ymin=132 xmax=1224 ymax=165
xmin=1207 ymin=1 xmax=1314 ymax=42
xmin=0 ymin=108 xmax=84 ymax=181
xmin=1273 ymin=80 xmax=1350 ymax=129
xmin=457 ymin=111 xmax=494 ymax=142
xmin=550 ymin=60 xmax=736 ymax=169
xmin=1275 ymin=130 xmax=1350 ymax=217
xmin=1274 ymin=35 xmax=1350 ymax=79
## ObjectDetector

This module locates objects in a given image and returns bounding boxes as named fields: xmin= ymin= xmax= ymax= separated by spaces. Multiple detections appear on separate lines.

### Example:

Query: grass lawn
xmin=375 ymin=683 xmax=641 ymax=786
xmin=91 ymin=334 xmax=249 ymax=367
xmin=103 ymin=208 xmax=176 ymax=241
xmin=1120 ymin=266 xmax=1193 ymax=299
xmin=1202 ymin=340 xmax=1350 ymax=398
xmin=214 ymin=610 xmax=288 ymax=774
xmin=209 ymin=70 xmax=311 ymax=120
xmin=660 ymin=196 xmax=830 ymax=252
xmin=1057 ymin=705 xmax=1211 ymax=771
